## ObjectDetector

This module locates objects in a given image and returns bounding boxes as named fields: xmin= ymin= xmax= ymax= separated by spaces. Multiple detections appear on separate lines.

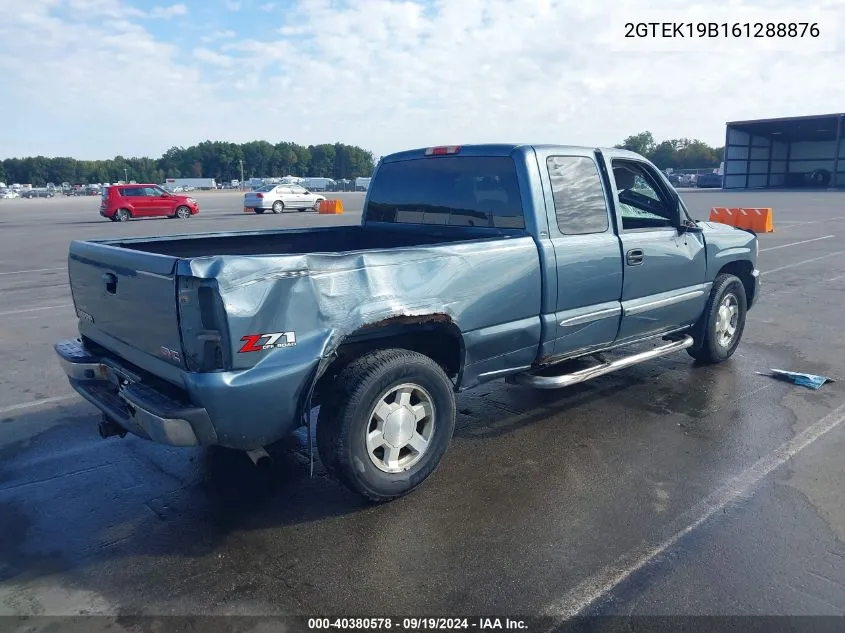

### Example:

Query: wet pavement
xmin=1 ymin=190 xmax=844 ymax=623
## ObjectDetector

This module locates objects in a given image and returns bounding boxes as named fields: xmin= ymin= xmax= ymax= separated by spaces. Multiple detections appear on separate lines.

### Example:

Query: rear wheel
xmin=687 ymin=273 xmax=747 ymax=364
xmin=115 ymin=208 xmax=131 ymax=222
xmin=175 ymin=205 xmax=191 ymax=219
xmin=271 ymin=201 xmax=284 ymax=213
xmin=254 ymin=208 xmax=265 ymax=215
xmin=317 ymin=348 xmax=456 ymax=502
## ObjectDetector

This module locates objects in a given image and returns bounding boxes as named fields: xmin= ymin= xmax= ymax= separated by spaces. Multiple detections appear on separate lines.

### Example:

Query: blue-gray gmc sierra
xmin=56 ymin=144 xmax=759 ymax=501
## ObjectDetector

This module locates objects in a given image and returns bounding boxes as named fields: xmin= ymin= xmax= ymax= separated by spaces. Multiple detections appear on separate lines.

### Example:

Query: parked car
xmin=22 ymin=188 xmax=55 ymax=198
xmin=99 ymin=183 xmax=199 ymax=221
xmin=55 ymin=144 xmax=759 ymax=502
xmin=697 ymin=172 xmax=723 ymax=188
xmin=243 ymin=184 xmax=326 ymax=214
xmin=664 ymin=173 xmax=683 ymax=187
xmin=1 ymin=189 xmax=20 ymax=199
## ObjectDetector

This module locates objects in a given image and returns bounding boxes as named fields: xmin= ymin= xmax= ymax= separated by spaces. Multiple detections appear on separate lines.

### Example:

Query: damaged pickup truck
xmin=55 ymin=144 xmax=759 ymax=501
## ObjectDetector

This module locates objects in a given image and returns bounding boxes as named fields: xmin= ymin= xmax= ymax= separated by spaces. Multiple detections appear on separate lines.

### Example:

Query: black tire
xmin=115 ymin=208 xmax=131 ymax=222
xmin=175 ymin=205 xmax=191 ymax=219
xmin=271 ymin=201 xmax=284 ymax=214
xmin=317 ymin=348 xmax=456 ymax=502
xmin=687 ymin=273 xmax=747 ymax=364
xmin=254 ymin=208 xmax=265 ymax=215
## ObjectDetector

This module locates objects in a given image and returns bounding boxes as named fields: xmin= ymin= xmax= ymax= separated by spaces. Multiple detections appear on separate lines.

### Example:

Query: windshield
xmin=365 ymin=156 xmax=525 ymax=228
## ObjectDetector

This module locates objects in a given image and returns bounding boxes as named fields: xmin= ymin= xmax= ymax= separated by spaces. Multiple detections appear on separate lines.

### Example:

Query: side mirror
xmin=679 ymin=218 xmax=703 ymax=233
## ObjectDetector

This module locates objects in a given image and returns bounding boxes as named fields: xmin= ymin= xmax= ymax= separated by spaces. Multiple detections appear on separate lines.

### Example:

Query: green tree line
xmin=0 ymin=140 xmax=375 ymax=186
xmin=615 ymin=131 xmax=724 ymax=170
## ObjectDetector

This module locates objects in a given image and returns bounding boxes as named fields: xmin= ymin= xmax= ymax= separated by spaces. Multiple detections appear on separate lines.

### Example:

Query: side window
xmin=546 ymin=156 xmax=609 ymax=235
xmin=143 ymin=187 xmax=161 ymax=196
xmin=292 ymin=186 xmax=306 ymax=194
xmin=611 ymin=161 xmax=676 ymax=230
xmin=121 ymin=187 xmax=143 ymax=197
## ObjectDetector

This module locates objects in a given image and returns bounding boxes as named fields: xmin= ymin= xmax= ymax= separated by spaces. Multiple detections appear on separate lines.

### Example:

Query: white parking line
xmin=0 ymin=266 xmax=67 ymax=276
xmin=760 ymin=235 xmax=835 ymax=252
xmin=545 ymin=401 xmax=845 ymax=620
xmin=761 ymin=250 xmax=845 ymax=276
xmin=0 ymin=395 xmax=77 ymax=416
xmin=0 ymin=304 xmax=72 ymax=317
xmin=786 ymin=215 xmax=845 ymax=227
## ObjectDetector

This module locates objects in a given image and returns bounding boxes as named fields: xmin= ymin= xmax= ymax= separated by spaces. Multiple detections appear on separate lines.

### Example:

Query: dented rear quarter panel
xmin=184 ymin=235 xmax=544 ymax=380
xmin=173 ymin=237 xmax=542 ymax=448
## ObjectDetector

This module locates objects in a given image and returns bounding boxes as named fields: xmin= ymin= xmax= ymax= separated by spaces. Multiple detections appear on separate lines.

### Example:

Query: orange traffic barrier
xmin=318 ymin=199 xmax=344 ymax=215
xmin=708 ymin=207 xmax=774 ymax=233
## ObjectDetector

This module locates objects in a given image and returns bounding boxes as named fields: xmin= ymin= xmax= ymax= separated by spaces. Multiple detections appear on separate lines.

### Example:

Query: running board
xmin=508 ymin=335 xmax=695 ymax=390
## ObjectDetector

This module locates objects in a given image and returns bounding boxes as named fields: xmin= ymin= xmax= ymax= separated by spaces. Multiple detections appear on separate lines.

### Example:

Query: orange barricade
xmin=318 ymin=199 xmax=344 ymax=215
xmin=708 ymin=207 xmax=774 ymax=233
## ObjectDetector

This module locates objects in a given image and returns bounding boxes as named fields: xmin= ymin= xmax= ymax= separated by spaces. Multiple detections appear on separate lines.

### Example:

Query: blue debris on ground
xmin=757 ymin=368 xmax=835 ymax=390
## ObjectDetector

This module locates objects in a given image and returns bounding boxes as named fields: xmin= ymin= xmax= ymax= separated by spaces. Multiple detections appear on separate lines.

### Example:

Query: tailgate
xmin=69 ymin=240 xmax=186 ymax=368
xmin=243 ymin=193 xmax=263 ymax=206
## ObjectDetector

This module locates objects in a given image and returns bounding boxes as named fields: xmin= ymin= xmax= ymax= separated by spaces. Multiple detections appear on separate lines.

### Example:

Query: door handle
xmin=626 ymin=249 xmax=644 ymax=266
xmin=102 ymin=272 xmax=117 ymax=294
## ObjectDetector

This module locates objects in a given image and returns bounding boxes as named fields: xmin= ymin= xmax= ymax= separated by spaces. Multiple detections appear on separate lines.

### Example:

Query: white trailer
xmin=164 ymin=178 xmax=217 ymax=190
xmin=302 ymin=177 xmax=336 ymax=191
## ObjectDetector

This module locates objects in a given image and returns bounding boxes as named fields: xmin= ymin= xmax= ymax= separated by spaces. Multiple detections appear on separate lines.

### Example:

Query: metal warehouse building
xmin=723 ymin=113 xmax=844 ymax=190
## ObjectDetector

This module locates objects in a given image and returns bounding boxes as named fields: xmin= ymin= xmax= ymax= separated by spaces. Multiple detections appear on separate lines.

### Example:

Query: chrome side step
xmin=508 ymin=335 xmax=694 ymax=390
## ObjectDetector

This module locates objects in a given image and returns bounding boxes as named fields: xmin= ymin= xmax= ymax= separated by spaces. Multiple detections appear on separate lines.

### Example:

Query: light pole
xmin=239 ymin=160 xmax=244 ymax=191
xmin=123 ymin=168 xmax=128 ymax=183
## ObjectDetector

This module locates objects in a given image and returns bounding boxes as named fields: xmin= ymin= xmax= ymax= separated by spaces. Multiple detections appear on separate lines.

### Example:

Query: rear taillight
xmin=425 ymin=145 xmax=461 ymax=156
xmin=256 ymin=193 xmax=263 ymax=198
xmin=177 ymin=279 xmax=231 ymax=372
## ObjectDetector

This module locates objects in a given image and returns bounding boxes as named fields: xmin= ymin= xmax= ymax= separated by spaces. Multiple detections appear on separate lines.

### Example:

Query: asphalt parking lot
xmin=1 ymin=189 xmax=845 ymax=625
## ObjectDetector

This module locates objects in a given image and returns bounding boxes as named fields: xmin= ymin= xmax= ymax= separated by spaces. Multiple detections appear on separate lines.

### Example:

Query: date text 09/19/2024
xmin=307 ymin=618 xmax=528 ymax=630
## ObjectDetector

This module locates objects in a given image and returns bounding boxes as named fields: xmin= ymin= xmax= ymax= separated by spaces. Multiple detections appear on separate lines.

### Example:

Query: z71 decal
xmin=238 ymin=331 xmax=297 ymax=353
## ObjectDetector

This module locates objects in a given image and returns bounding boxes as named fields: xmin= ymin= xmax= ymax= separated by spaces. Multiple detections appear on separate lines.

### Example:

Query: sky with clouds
xmin=0 ymin=0 xmax=843 ymax=160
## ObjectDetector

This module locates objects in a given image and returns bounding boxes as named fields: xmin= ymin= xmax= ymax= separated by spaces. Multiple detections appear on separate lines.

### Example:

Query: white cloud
xmin=63 ymin=0 xmax=187 ymax=20
xmin=193 ymin=47 xmax=236 ymax=68
xmin=148 ymin=3 xmax=188 ymax=19
xmin=2 ymin=0 xmax=845 ymax=160
xmin=224 ymin=0 xmax=241 ymax=10
xmin=258 ymin=2 xmax=276 ymax=11
xmin=201 ymin=29 xmax=237 ymax=42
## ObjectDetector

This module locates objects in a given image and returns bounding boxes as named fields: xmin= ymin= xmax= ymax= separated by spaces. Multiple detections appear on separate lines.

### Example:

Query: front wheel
xmin=687 ymin=273 xmax=748 ymax=364
xmin=175 ymin=205 xmax=191 ymax=219
xmin=317 ymin=348 xmax=456 ymax=502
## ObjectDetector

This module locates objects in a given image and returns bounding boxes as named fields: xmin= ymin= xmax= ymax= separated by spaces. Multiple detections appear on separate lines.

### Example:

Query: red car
xmin=100 ymin=184 xmax=199 ymax=221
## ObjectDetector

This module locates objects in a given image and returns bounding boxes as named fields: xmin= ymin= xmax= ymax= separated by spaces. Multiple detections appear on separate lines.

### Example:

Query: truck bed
xmin=108 ymin=225 xmax=509 ymax=258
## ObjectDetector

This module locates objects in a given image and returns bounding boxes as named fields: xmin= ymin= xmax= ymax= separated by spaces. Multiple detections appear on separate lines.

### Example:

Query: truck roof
xmin=381 ymin=144 xmax=646 ymax=163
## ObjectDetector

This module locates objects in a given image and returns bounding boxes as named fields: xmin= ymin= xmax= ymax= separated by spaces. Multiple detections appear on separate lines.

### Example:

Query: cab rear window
xmin=365 ymin=156 xmax=525 ymax=229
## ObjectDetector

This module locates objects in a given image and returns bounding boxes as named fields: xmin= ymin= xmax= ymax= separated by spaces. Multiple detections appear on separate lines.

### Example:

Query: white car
xmin=1 ymin=190 xmax=20 ymax=199
xmin=244 ymin=184 xmax=326 ymax=214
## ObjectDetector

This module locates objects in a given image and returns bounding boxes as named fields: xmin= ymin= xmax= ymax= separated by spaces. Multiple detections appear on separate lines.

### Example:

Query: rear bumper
xmin=55 ymin=339 xmax=213 ymax=447
xmin=55 ymin=337 xmax=316 ymax=450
